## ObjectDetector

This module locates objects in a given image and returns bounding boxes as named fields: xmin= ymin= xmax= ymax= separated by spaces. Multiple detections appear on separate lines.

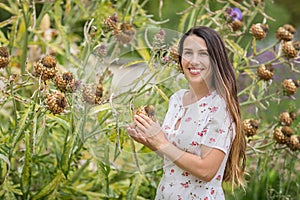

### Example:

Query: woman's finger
xmin=138 ymin=114 xmax=153 ymax=124
xmin=134 ymin=116 xmax=148 ymax=131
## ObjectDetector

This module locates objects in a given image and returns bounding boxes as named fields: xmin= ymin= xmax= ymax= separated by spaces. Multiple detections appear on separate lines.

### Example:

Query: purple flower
xmin=227 ymin=7 xmax=243 ymax=21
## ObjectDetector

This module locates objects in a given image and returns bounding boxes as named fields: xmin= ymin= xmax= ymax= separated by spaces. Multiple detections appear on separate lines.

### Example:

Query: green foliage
xmin=0 ymin=0 xmax=299 ymax=199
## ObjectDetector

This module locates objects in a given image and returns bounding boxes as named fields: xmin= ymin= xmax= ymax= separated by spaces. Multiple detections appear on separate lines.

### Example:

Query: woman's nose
xmin=189 ymin=54 xmax=200 ymax=65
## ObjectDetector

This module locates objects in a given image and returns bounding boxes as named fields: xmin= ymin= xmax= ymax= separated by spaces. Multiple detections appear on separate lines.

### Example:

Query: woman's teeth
xmin=189 ymin=68 xmax=203 ymax=75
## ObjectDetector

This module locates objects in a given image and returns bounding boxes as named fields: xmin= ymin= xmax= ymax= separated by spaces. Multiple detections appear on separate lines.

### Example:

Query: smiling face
xmin=181 ymin=34 xmax=213 ymax=90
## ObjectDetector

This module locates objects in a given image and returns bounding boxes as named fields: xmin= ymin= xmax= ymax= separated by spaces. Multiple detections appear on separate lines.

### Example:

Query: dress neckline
xmin=181 ymin=89 xmax=217 ymax=108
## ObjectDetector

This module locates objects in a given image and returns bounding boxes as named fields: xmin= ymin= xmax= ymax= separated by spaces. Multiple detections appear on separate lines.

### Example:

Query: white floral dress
xmin=155 ymin=89 xmax=235 ymax=200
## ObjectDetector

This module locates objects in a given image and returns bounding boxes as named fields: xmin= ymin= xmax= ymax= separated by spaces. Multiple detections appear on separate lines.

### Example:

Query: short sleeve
xmin=199 ymin=99 xmax=235 ymax=154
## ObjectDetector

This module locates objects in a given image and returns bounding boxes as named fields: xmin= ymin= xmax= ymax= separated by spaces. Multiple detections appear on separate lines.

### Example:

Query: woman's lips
xmin=188 ymin=68 xmax=204 ymax=75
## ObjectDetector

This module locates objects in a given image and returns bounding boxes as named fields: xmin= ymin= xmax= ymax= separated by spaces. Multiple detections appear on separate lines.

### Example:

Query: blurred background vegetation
xmin=0 ymin=0 xmax=299 ymax=199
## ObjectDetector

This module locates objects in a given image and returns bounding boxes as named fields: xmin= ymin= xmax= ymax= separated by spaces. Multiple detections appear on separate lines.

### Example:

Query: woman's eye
xmin=199 ymin=51 xmax=208 ymax=56
xmin=184 ymin=51 xmax=192 ymax=56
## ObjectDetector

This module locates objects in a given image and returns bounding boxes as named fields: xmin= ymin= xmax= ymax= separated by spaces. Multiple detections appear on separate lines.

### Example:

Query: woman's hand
xmin=126 ymin=114 xmax=169 ymax=151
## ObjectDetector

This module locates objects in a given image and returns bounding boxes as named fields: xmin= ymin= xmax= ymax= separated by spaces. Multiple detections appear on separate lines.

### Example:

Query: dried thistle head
xmin=276 ymin=27 xmax=293 ymax=41
xmin=250 ymin=23 xmax=268 ymax=40
xmin=289 ymin=111 xmax=297 ymax=120
xmin=257 ymin=64 xmax=274 ymax=81
xmin=242 ymin=119 xmax=259 ymax=137
xmin=281 ymin=126 xmax=293 ymax=136
xmin=282 ymin=79 xmax=298 ymax=96
xmin=114 ymin=23 xmax=136 ymax=45
xmin=82 ymin=83 xmax=102 ymax=105
xmin=0 ymin=47 xmax=10 ymax=69
xmin=292 ymin=41 xmax=300 ymax=51
xmin=34 ymin=55 xmax=58 ymax=81
xmin=230 ymin=19 xmax=243 ymax=31
xmin=94 ymin=44 xmax=107 ymax=57
xmin=104 ymin=13 xmax=118 ymax=30
xmin=286 ymin=135 xmax=300 ymax=151
xmin=282 ymin=42 xmax=299 ymax=58
xmin=273 ymin=127 xmax=286 ymax=144
xmin=135 ymin=105 xmax=156 ymax=121
xmin=283 ymin=24 xmax=296 ymax=34
xmin=55 ymin=71 xmax=78 ymax=93
xmin=279 ymin=111 xmax=293 ymax=126
xmin=46 ymin=91 xmax=68 ymax=114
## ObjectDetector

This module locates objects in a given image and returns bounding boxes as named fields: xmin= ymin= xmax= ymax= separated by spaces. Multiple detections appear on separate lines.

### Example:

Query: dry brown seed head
xmin=276 ymin=27 xmax=293 ymax=41
xmin=282 ymin=79 xmax=298 ymax=95
xmin=41 ymin=55 xmax=57 ymax=68
xmin=286 ymin=135 xmax=300 ymax=151
xmin=282 ymin=42 xmax=299 ymax=58
xmin=273 ymin=127 xmax=286 ymax=144
xmin=289 ymin=111 xmax=297 ymax=120
xmin=281 ymin=126 xmax=293 ymax=136
xmin=114 ymin=23 xmax=136 ymax=45
xmin=250 ymin=23 xmax=268 ymax=40
xmin=279 ymin=111 xmax=293 ymax=126
xmin=0 ymin=47 xmax=10 ymax=69
xmin=283 ymin=24 xmax=296 ymax=34
xmin=292 ymin=41 xmax=300 ymax=50
xmin=242 ymin=119 xmax=259 ymax=137
xmin=46 ymin=91 xmax=67 ymax=114
xmin=257 ymin=64 xmax=274 ymax=81
xmin=230 ymin=19 xmax=243 ymax=31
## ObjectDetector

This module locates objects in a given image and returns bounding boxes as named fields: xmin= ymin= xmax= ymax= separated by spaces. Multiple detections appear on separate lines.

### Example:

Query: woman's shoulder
xmin=169 ymin=89 xmax=188 ymax=101
xmin=208 ymin=90 xmax=228 ymax=111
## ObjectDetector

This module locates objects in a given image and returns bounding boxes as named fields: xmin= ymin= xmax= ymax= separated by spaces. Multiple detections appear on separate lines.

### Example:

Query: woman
xmin=126 ymin=26 xmax=246 ymax=199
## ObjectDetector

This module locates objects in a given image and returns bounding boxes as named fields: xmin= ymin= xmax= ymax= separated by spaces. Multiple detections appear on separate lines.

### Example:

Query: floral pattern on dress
xmin=155 ymin=89 xmax=235 ymax=200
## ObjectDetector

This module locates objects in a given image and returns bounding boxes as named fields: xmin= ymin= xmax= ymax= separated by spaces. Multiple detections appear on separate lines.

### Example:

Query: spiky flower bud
xmin=95 ymin=82 xmax=103 ymax=99
xmin=279 ymin=111 xmax=293 ymax=126
xmin=0 ymin=47 xmax=10 ymax=69
xmin=250 ymin=23 xmax=269 ymax=40
xmin=282 ymin=42 xmax=299 ymax=58
xmin=286 ymin=135 xmax=300 ymax=151
xmin=46 ymin=91 xmax=67 ymax=114
xmin=94 ymin=44 xmax=107 ymax=57
xmin=283 ymin=24 xmax=296 ymax=34
xmin=282 ymin=79 xmax=298 ymax=95
xmin=281 ymin=126 xmax=293 ymax=136
xmin=82 ymin=83 xmax=103 ymax=105
xmin=104 ymin=13 xmax=118 ymax=30
xmin=257 ymin=64 xmax=274 ymax=81
xmin=276 ymin=27 xmax=293 ymax=41
xmin=242 ymin=119 xmax=259 ymax=137
xmin=114 ymin=23 xmax=136 ymax=45
xmin=230 ymin=19 xmax=243 ymax=31
xmin=34 ymin=55 xmax=58 ymax=81
xmin=55 ymin=71 xmax=79 ymax=93
xmin=135 ymin=105 xmax=156 ymax=121
xmin=292 ymin=41 xmax=300 ymax=51
xmin=289 ymin=111 xmax=297 ymax=120
xmin=273 ymin=127 xmax=286 ymax=144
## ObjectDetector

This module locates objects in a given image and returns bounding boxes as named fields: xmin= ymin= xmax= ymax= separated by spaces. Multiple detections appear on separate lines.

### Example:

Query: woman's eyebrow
xmin=183 ymin=48 xmax=208 ymax=51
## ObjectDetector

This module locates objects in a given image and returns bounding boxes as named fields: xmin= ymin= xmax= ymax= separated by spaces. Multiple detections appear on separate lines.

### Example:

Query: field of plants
xmin=0 ymin=0 xmax=299 ymax=199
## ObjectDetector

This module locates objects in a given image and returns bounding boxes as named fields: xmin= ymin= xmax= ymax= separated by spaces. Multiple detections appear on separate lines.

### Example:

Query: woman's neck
xmin=188 ymin=83 xmax=214 ymax=101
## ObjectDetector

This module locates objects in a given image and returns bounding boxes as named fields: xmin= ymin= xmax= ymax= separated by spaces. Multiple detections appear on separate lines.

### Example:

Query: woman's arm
xmin=157 ymin=141 xmax=225 ymax=182
xmin=126 ymin=114 xmax=225 ymax=182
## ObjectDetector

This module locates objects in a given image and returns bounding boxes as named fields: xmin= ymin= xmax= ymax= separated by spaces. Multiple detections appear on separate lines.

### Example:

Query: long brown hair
xmin=178 ymin=26 xmax=246 ymax=189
